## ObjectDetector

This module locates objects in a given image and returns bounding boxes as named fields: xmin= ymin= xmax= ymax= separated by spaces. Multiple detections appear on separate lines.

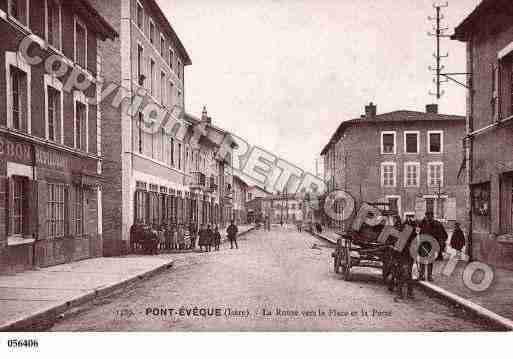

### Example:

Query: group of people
xmin=129 ymin=221 xmax=240 ymax=254
xmin=387 ymin=211 xmax=466 ymax=301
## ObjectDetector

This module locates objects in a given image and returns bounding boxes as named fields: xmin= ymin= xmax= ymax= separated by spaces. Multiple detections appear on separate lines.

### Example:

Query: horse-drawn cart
xmin=332 ymin=203 xmax=397 ymax=282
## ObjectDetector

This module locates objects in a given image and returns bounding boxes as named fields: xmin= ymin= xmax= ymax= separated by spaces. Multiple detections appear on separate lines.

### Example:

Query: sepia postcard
xmin=0 ymin=0 xmax=512 ymax=346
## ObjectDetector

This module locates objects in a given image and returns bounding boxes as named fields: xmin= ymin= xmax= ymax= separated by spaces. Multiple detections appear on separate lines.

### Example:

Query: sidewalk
xmin=0 ymin=225 xmax=256 ymax=331
xmin=0 ymin=256 xmax=174 ymax=331
xmin=309 ymin=229 xmax=513 ymax=330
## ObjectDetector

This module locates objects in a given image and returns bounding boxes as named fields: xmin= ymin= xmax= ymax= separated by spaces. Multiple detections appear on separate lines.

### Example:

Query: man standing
xmin=419 ymin=211 xmax=448 ymax=282
xmin=227 ymin=220 xmax=239 ymax=249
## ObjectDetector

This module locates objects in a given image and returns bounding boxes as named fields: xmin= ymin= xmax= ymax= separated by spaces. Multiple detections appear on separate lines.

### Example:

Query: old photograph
xmin=0 ymin=0 xmax=512 ymax=340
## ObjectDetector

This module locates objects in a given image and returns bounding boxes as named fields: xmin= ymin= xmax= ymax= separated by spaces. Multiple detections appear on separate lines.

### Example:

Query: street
xmin=49 ymin=228 xmax=491 ymax=331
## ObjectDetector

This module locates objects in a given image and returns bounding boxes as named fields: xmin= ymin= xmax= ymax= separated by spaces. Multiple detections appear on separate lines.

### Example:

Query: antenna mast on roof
xmin=428 ymin=2 xmax=471 ymax=98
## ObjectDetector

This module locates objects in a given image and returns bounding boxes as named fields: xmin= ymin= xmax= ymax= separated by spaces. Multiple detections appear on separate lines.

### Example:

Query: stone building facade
xmin=0 ymin=0 xmax=117 ymax=273
xmin=452 ymin=0 xmax=513 ymax=268
xmin=321 ymin=103 xmax=466 ymax=228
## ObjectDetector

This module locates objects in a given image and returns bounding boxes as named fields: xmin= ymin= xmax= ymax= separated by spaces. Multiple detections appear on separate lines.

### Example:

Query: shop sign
xmin=35 ymin=147 xmax=70 ymax=171
xmin=0 ymin=136 xmax=33 ymax=165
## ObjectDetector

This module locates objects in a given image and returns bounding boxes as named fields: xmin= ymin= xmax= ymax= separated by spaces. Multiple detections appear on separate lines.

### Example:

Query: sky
xmin=157 ymin=0 xmax=481 ymax=174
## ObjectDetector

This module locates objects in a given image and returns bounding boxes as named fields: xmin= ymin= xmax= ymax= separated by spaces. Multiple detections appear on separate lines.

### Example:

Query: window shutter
xmin=23 ymin=179 xmax=32 ymax=237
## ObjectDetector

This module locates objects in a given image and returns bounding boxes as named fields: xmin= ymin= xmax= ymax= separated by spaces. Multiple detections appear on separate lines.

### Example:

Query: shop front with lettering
xmin=0 ymin=134 xmax=102 ymax=273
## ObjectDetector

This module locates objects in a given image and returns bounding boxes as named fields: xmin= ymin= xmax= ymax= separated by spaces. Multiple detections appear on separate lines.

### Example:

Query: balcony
xmin=189 ymin=172 xmax=206 ymax=190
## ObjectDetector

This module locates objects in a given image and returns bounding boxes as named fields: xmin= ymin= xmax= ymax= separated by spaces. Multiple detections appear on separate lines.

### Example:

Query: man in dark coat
xmin=213 ymin=226 xmax=222 ymax=251
xmin=206 ymin=224 xmax=213 ymax=252
xmin=198 ymin=224 xmax=208 ymax=252
xmin=227 ymin=220 xmax=239 ymax=249
xmin=419 ymin=211 xmax=448 ymax=282
xmin=450 ymin=222 xmax=466 ymax=259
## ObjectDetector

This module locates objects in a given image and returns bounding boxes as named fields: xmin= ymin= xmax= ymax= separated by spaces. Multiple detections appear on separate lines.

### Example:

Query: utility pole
xmin=428 ymin=2 xmax=470 ymax=98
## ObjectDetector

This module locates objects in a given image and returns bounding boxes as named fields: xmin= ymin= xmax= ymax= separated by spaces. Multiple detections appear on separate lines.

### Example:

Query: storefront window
xmin=135 ymin=190 xmax=147 ymax=223
xmin=11 ymin=177 xmax=26 ymax=235
xmin=47 ymin=183 xmax=66 ymax=239
xmin=472 ymin=182 xmax=491 ymax=233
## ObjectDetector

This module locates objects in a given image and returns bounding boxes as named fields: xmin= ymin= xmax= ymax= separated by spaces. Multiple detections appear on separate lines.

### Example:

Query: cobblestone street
xmin=50 ymin=228 xmax=492 ymax=331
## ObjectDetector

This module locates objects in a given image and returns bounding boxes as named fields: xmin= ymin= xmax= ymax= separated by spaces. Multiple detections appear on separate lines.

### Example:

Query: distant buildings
xmin=233 ymin=175 xmax=248 ymax=225
xmin=452 ymin=0 xmax=513 ymax=268
xmin=321 ymin=103 xmax=466 ymax=227
xmin=0 ymin=0 xmax=117 ymax=273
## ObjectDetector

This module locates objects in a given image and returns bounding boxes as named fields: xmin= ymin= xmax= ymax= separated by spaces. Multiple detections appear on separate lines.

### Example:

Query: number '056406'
xmin=7 ymin=339 xmax=39 ymax=348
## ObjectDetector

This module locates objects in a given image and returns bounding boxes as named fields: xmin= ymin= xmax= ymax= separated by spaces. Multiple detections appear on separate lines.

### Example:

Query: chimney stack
xmin=201 ymin=106 xmax=211 ymax=123
xmin=426 ymin=104 xmax=438 ymax=114
xmin=365 ymin=102 xmax=377 ymax=118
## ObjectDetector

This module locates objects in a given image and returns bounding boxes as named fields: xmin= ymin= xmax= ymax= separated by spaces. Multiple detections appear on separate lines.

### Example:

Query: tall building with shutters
xmin=452 ymin=0 xmax=513 ymax=268
xmin=321 ymin=102 xmax=466 ymax=228
xmin=88 ymin=0 xmax=238 ymax=255
xmin=0 ymin=0 xmax=117 ymax=273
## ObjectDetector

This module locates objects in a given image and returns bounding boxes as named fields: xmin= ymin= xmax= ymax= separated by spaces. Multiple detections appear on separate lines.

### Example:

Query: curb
xmin=0 ymin=260 xmax=174 ymax=332
xmin=306 ymin=230 xmax=513 ymax=331
xmin=416 ymin=280 xmax=513 ymax=331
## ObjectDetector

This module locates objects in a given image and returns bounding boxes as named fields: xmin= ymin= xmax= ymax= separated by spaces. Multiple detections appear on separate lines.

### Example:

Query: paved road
xmin=50 ymin=227 xmax=491 ymax=331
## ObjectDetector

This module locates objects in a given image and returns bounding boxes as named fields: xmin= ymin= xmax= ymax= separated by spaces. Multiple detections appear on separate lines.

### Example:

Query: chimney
xmin=365 ymin=102 xmax=377 ymax=118
xmin=426 ymin=104 xmax=438 ymax=114
xmin=201 ymin=106 xmax=211 ymax=123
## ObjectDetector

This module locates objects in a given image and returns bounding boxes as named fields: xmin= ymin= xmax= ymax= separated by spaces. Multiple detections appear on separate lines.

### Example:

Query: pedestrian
xmin=227 ymin=220 xmax=239 ymax=249
xmin=206 ymin=224 xmax=213 ymax=252
xmin=198 ymin=224 xmax=208 ymax=252
xmin=213 ymin=225 xmax=221 ymax=251
xmin=393 ymin=219 xmax=416 ymax=300
xmin=176 ymin=223 xmax=183 ymax=251
xmin=450 ymin=222 xmax=466 ymax=259
xmin=189 ymin=221 xmax=198 ymax=249
xmin=418 ymin=211 xmax=448 ymax=282
xmin=182 ymin=226 xmax=190 ymax=251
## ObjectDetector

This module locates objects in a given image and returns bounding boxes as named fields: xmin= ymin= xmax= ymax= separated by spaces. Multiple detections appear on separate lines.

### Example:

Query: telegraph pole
xmin=428 ymin=2 xmax=470 ymax=98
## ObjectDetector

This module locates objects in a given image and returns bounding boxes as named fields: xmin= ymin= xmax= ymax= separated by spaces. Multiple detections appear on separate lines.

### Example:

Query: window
xmin=149 ymin=19 xmax=155 ymax=45
xmin=428 ymin=131 xmax=443 ymax=154
xmin=137 ymin=112 xmax=143 ymax=153
xmin=404 ymin=131 xmax=419 ymax=154
xmin=404 ymin=162 xmax=420 ymax=187
xmin=74 ymin=185 xmax=84 ymax=236
xmin=169 ymin=48 xmax=174 ymax=68
xmin=178 ymin=59 xmax=182 ymax=80
xmin=170 ymin=137 xmax=175 ymax=166
xmin=8 ymin=0 xmax=29 ymax=27
xmin=75 ymin=100 xmax=87 ymax=150
xmin=47 ymin=183 xmax=66 ymax=239
xmin=10 ymin=66 xmax=28 ymax=132
xmin=149 ymin=58 xmax=155 ymax=96
xmin=47 ymin=87 xmax=61 ymax=142
xmin=74 ymin=17 xmax=87 ymax=69
xmin=136 ymin=1 xmax=144 ymax=29
xmin=46 ymin=0 xmax=61 ymax=50
xmin=428 ymin=162 xmax=443 ymax=188
xmin=160 ymin=34 xmax=165 ymax=58
xmin=500 ymin=172 xmax=513 ymax=234
xmin=381 ymin=131 xmax=396 ymax=154
xmin=11 ymin=177 xmax=26 ymax=236
xmin=160 ymin=71 xmax=166 ymax=105
xmin=178 ymin=143 xmax=182 ymax=170
xmin=168 ymin=81 xmax=174 ymax=108
xmin=386 ymin=196 xmax=400 ymax=215
xmin=137 ymin=44 xmax=144 ymax=85
xmin=381 ymin=162 xmax=396 ymax=187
